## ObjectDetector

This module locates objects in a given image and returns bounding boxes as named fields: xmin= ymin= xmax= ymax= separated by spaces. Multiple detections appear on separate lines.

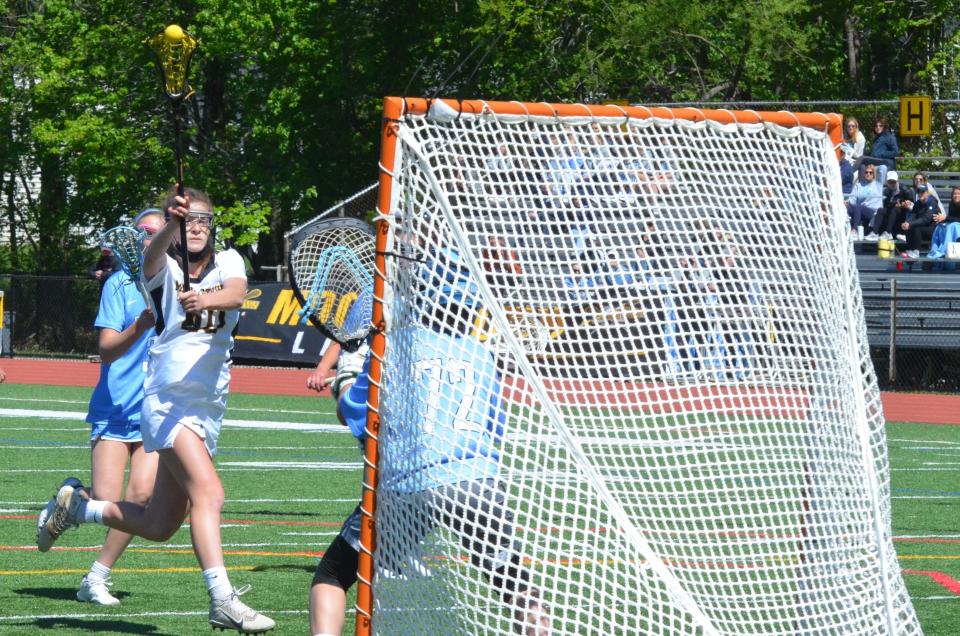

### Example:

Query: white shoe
xmin=209 ymin=585 xmax=275 ymax=633
xmin=77 ymin=575 xmax=120 ymax=606
xmin=879 ymin=232 xmax=892 ymax=240
xmin=37 ymin=477 xmax=83 ymax=552
xmin=864 ymin=232 xmax=879 ymax=241
xmin=902 ymin=250 xmax=920 ymax=259
xmin=896 ymin=234 xmax=907 ymax=241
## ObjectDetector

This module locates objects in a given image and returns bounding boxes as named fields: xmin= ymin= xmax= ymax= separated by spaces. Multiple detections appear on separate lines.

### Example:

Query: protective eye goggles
xmin=185 ymin=213 xmax=213 ymax=229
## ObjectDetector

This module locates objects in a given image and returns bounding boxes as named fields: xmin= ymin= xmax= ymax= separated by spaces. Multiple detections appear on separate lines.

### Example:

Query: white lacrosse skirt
xmin=141 ymin=383 xmax=226 ymax=457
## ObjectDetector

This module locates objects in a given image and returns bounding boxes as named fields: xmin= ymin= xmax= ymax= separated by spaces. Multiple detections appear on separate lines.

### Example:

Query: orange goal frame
xmin=354 ymin=97 xmax=843 ymax=635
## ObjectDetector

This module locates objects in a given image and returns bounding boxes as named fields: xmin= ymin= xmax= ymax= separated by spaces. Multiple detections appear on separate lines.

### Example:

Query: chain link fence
xmin=863 ymin=279 xmax=960 ymax=391
xmin=0 ymin=274 xmax=102 ymax=356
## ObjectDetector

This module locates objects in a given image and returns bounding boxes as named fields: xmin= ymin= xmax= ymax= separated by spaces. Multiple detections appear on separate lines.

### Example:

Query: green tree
xmin=2 ymin=0 xmax=958 ymax=277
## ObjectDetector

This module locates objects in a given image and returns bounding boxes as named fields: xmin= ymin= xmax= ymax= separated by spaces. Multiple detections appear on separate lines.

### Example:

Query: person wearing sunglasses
xmin=911 ymin=171 xmax=942 ymax=211
xmin=37 ymin=207 xmax=165 ymax=607
xmin=839 ymin=118 xmax=865 ymax=166
xmin=846 ymin=165 xmax=883 ymax=238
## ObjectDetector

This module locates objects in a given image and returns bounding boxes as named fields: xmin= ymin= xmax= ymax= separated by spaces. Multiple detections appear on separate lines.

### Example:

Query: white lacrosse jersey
xmin=142 ymin=250 xmax=246 ymax=396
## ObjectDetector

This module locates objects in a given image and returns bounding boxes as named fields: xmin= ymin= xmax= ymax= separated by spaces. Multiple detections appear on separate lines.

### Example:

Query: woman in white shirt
xmin=840 ymin=117 xmax=866 ymax=166
xmin=38 ymin=187 xmax=274 ymax=634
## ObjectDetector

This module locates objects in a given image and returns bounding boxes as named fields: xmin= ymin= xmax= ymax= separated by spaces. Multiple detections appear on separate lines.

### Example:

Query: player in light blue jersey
xmin=310 ymin=294 xmax=549 ymax=636
xmin=382 ymin=319 xmax=504 ymax=493
xmin=36 ymin=209 xmax=164 ymax=606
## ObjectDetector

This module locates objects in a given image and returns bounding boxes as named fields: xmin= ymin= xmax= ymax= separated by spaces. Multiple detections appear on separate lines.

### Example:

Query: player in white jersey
xmin=38 ymin=187 xmax=274 ymax=634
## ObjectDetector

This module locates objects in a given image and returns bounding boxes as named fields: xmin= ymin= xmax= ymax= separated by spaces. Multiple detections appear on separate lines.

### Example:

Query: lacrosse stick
xmin=288 ymin=217 xmax=376 ymax=352
xmin=145 ymin=24 xmax=201 ymax=330
xmin=100 ymin=226 xmax=151 ymax=307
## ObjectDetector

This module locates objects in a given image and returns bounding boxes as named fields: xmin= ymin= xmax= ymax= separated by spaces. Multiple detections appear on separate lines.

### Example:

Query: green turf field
xmin=0 ymin=383 xmax=957 ymax=634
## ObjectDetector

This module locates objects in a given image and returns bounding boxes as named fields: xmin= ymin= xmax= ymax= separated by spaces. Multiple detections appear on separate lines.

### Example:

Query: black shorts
xmin=312 ymin=533 xmax=359 ymax=590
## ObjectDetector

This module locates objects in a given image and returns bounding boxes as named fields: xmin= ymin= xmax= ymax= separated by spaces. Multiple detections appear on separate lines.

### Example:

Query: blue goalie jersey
xmin=339 ymin=325 xmax=505 ymax=493
xmin=387 ymin=327 xmax=504 ymax=492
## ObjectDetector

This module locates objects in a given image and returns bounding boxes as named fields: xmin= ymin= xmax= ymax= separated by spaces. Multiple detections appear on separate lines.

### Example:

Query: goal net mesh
xmin=368 ymin=101 xmax=920 ymax=635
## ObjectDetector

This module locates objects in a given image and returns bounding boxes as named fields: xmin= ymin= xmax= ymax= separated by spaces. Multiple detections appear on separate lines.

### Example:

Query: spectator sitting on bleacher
xmin=911 ymin=171 xmax=942 ymax=211
xmin=926 ymin=186 xmax=960 ymax=259
xmin=603 ymin=251 xmax=636 ymax=289
xmin=949 ymin=186 xmax=960 ymax=220
xmin=866 ymin=171 xmax=911 ymax=240
xmin=899 ymin=183 xmax=939 ymax=258
xmin=840 ymin=117 xmax=866 ymax=166
xmin=854 ymin=116 xmax=899 ymax=171
xmin=563 ymin=260 xmax=597 ymax=304
xmin=630 ymin=244 xmax=651 ymax=281
xmin=846 ymin=165 xmax=883 ymax=237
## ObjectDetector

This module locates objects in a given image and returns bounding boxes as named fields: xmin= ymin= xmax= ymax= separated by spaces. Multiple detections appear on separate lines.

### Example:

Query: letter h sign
xmin=899 ymin=96 xmax=931 ymax=137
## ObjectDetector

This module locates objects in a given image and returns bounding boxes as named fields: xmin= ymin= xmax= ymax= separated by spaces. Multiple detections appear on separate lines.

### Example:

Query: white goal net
xmin=361 ymin=98 xmax=920 ymax=636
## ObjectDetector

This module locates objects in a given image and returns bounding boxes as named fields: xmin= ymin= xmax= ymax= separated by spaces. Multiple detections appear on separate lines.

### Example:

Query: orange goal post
xmin=356 ymin=98 xmax=919 ymax=636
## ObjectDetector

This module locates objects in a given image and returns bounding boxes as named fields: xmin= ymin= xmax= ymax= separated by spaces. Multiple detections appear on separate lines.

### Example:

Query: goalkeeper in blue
xmin=309 ymin=299 xmax=550 ymax=636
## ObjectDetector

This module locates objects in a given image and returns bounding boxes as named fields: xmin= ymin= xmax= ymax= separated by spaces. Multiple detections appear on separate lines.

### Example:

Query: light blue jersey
xmin=388 ymin=327 xmax=503 ymax=492
xmin=86 ymin=271 xmax=154 ymax=441
xmin=339 ymin=327 xmax=504 ymax=493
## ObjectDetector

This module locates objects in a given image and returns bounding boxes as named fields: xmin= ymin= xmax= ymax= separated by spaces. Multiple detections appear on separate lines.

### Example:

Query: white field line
xmin=0 ymin=395 xmax=327 ymax=417
xmin=892 ymin=496 xmax=960 ymax=500
xmin=1 ymin=497 xmax=359 ymax=506
xmin=889 ymin=438 xmax=960 ymax=447
xmin=4 ymin=541 xmax=327 ymax=550
xmin=0 ymin=408 xmax=345 ymax=432
xmin=0 ymin=445 xmax=90 ymax=450
xmin=0 ymin=608 xmax=317 ymax=622
xmin=2 ymin=463 xmax=361 ymax=474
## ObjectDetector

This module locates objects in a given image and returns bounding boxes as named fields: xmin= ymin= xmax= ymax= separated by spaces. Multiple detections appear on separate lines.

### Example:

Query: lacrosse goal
xmin=356 ymin=98 xmax=921 ymax=635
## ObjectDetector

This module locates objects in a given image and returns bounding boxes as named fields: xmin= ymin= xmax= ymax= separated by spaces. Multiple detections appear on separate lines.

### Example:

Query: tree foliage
xmin=1 ymin=0 xmax=957 ymax=275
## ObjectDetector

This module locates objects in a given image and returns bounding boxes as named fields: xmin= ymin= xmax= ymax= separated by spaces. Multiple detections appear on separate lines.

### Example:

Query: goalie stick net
xmin=356 ymin=98 xmax=921 ymax=635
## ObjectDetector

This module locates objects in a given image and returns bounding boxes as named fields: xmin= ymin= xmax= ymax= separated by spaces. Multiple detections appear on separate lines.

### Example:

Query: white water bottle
xmin=857 ymin=225 xmax=864 ymax=240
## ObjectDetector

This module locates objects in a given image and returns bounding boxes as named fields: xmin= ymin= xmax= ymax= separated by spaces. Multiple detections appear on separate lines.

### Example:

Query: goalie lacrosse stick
xmin=145 ymin=24 xmax=202 ymax=330
xmin=288 ymin=217 xmax=376 ymax=352
xmin=100 ymin=226 xmax=151 ymax=308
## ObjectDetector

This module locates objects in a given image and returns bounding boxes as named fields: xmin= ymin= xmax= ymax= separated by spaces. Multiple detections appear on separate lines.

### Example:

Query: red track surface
xmin=0 ymin=357 xmax=957 ymax=423
xmin=0 ymin=357 xmax=322 ymax=397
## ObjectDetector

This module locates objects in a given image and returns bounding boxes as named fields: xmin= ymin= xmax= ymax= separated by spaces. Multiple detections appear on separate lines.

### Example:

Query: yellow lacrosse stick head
xmin=145 ymin=24 xmax=198 ymax=101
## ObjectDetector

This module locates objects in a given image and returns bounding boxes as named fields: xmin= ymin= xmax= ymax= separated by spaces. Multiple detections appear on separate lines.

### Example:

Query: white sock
xmin=83 ymin=499 xmax=106 ymax=524
xmin=202 ymin=566 xmax=233 ymax=601
xmin=87 ymin=560 xmax=111 ymax=581
xmin=315 ymin=633 xmax=338 ymax=636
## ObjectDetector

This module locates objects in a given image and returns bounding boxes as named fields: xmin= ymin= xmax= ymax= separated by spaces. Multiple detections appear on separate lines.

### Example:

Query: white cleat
xmin=77 ymin=575 xmax=120 ymax=606
xmin=209 ymin=585 xmax=275 ymax=633
xmin=37 ymin=477 xmax=83 ymax=552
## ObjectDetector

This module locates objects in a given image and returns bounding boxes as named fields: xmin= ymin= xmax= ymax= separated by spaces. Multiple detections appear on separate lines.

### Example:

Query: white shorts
xmin=141 ymin=385 xmax=227 ymax=457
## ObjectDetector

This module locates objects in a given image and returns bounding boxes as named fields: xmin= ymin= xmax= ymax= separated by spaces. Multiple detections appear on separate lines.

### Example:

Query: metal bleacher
xmin=857 ymin=248 xmax=960 ymax=349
